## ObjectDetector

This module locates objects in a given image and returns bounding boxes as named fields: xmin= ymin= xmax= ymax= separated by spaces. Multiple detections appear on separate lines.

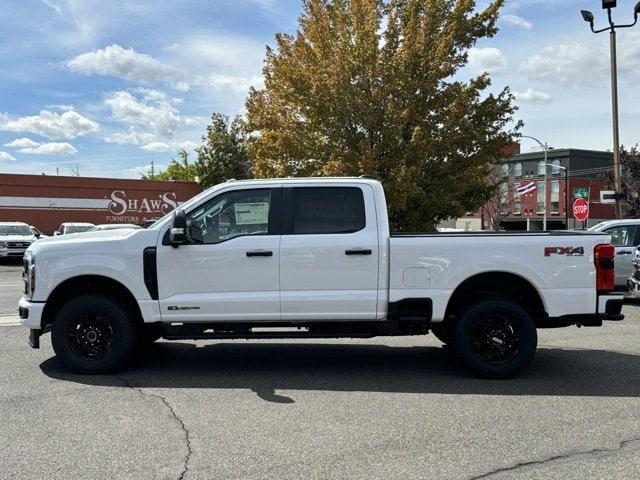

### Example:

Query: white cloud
xmin=514 ymin=88 xmax=553 ymax=104
xmin=141 ymin=141 xmax=172 ymax=152
xmin=105 ymin=90 xmax=180 ymax=137
xmin=521 ymin=31 xmax=640 ymax=87
xmin=105 ymin=128 xmax=157 ymax=145
xmin=502 ymin=15 xmax=532 ymax=29
xmin=0 ymin=110 xmax=99 ymax=139
xmin=140 ymin=140 xmax=198 ymax=152
xmin=19 ymin=142 xmax=78 ymax=155
xmin=183 ymin=115 xmax=208 ymax=127
xmin=199 ymin=73 xmax=264 ymax=93
xmin=0 ymin=152 xmax=16 ymax=162
xmin=4 ymin=138 xmax=40 ymax=148
xmin=520 ymin=42 xmax=608 ymax=87
xmin=67 ymin=44 xmax=180 ymax=85
xmin=468 ymin=47 xmax=508 ymax=75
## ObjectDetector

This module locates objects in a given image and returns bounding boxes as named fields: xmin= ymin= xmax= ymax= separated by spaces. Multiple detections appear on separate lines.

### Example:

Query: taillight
xmin=595 ymin=244 xmax=615 ymax=293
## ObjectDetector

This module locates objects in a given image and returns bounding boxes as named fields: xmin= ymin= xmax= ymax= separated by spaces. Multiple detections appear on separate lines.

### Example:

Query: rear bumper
xmin=548 ymin=294 xmax=624 ymax=327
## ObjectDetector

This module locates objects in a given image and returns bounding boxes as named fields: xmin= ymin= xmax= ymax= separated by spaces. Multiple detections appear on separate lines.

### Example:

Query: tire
xmin=430 ymin=324 xmax=452 ymax=345
xmin=452 ymin=300 xmax=537 ymax=379
xmin=51 ymin=294 xmax=139 ymax=374
xmin=141 ymin=323 xmax=163 ymax=345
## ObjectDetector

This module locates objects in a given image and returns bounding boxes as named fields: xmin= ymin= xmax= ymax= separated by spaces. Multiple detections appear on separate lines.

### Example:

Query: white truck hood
xmin=27 ymin=229 xmax=152 ymax=255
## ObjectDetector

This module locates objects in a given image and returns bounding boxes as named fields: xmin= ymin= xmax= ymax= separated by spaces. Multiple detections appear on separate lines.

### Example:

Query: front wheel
xmin=452 ymin=300 xmax=537 ymax=379
xmin=51 ymin=294 xmax=139 ymax=374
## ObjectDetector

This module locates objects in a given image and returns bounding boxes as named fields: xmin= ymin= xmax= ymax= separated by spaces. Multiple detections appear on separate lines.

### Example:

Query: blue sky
xmin=0 ymin=0 xmax=639 ymax=178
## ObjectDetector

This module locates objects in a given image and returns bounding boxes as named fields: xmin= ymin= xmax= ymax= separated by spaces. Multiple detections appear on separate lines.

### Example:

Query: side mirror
xmin=53 ymin=231 xmax=59 ymax=236
xmin=169 ymin=209 xmax=190 ymax=247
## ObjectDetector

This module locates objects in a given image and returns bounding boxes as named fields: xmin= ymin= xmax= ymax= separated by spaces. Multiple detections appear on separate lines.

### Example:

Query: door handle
xmin=618 ymin=250 xmax=632 ymax=255
xmin=246 ymin=250 xmax=273 ymax=257
xmin=345 ymin=248 xmax=372 ymax=256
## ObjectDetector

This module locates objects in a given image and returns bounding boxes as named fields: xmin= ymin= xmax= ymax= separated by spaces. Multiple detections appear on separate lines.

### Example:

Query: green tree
xmin=599 ymin=145 xmax=640 ymax=218
xmin=246 ymin=0 xmax=520 ymax=231
xmin=141 ymin=151 xmax=197 ymax=181
xmin=195 ymin=113 xmax=253 ymax=188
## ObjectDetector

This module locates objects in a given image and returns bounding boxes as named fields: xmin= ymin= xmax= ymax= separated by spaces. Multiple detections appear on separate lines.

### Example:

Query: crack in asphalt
xmin=470 ymin=435 xmax=640 ymax=479
xmin=115 ymin=374 xmax=192 ymax=480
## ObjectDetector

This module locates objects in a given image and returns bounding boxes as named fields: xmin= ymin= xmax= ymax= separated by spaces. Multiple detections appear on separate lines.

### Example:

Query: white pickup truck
xmin=19 ymin=177 xmax=623 ymax=378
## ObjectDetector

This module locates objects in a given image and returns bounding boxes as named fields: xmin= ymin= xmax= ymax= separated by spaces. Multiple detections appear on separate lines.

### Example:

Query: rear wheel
xmin=51 ymin=294 xmax=139 ymax=374
xmin=452 ymin=300 xmax=537 ymax=378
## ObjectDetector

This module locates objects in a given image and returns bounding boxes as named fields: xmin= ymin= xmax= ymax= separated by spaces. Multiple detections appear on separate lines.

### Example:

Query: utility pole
xmin=581 ymin=1 xmax=640 ymax=219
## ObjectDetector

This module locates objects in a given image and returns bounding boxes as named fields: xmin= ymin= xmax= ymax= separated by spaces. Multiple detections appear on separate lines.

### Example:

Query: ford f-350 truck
xmin=19 ymin=178 xmax=623 ymax=378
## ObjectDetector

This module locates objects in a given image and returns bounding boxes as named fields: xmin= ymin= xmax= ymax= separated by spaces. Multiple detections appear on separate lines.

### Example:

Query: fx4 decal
xmin=544 ymin=246 xmax=585 ymax=257
xmin=168 ymin=306 xmax=201 ymax=311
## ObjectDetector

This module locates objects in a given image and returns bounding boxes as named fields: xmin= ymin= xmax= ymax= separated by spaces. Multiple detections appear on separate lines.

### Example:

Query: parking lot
xmin=0 ymin=260 xmax=639 ymax=479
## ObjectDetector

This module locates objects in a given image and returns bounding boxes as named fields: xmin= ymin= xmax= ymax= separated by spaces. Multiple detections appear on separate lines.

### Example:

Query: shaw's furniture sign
xmin=0 ymin=173 xmax=201 ymax=234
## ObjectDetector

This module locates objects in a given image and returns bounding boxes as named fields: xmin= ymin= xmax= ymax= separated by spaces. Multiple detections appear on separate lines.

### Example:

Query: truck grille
xmin=7 ymin=241 xmax=31 ymax=249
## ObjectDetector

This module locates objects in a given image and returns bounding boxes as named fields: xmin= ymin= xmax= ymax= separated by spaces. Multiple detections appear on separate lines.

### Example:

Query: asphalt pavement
xmin=1 ymin=261 xmax=640 ymax=479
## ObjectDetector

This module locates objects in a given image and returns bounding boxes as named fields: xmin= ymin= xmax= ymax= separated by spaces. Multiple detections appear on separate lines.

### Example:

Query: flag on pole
xmin=517 ymin=180 xmax=537 ymax=196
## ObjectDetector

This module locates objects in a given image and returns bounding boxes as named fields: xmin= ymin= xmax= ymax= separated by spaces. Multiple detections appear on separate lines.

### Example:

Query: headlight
xmin=0 ymin=241 xmax=6 ymax=249
xmin=23 ymin=254 xmax=35 ymax=299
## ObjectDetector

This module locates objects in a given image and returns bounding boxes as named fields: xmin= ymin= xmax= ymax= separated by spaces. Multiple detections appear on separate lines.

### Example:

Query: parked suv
xmin=0 ymin=222 xmax=38 ymax=258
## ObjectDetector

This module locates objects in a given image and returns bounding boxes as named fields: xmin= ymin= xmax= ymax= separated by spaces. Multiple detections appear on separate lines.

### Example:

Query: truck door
xmin=603 ymin=224 xmax=638 ymax=288
xmin=279 ymin=185 xmax=379 ymax=320
xmin=156 ymin=186 xmax=282 ymax=322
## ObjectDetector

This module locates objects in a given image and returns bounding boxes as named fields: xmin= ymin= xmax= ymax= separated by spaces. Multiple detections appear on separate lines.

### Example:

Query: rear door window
xmin=292 ymin=187 xmax=365 ymax=234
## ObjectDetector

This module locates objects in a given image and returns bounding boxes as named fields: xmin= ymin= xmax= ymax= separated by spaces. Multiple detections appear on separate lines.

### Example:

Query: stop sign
xmin=573 ymin=198 xmax=589 ymax=222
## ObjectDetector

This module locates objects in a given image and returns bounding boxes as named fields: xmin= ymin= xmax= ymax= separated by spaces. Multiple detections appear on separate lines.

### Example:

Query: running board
xmin=162 ymin=330 xmax=376 ymax=340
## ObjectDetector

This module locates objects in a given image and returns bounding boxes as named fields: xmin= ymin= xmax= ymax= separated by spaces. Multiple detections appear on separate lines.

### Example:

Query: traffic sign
xmin=573 ymin=187 xmax=589 ymax=199
xmin=600 ymin=190 xmax=616 ymax=204
xmin=573 ymin=198 xmax=589 ymax=222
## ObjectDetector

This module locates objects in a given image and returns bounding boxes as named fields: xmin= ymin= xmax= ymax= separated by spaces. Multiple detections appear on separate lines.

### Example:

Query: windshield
xmin=587 ymin=222 xmax=608 ymax=232
xmin=0 ymin=225 xmax=32 ymax=236
xmin=65 ymin=225 xmax=94 ymax=234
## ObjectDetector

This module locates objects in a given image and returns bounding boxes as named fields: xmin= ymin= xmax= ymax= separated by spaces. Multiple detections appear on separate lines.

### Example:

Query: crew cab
xmin=19 ymin=178 xmax=623 ymax=378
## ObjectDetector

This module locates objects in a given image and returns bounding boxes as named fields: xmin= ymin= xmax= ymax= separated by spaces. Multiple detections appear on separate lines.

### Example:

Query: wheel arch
xmin=42 ymin=275 xmax=143 ymax=330
xmin=444 ymin=271 xmax=548 ymax=327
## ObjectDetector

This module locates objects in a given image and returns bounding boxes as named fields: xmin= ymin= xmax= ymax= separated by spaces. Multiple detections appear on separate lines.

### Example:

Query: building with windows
xmin=490 ymin=146 xmax=615 ymax=230
xmin=447 ymin=145 xmax=616 ymax=231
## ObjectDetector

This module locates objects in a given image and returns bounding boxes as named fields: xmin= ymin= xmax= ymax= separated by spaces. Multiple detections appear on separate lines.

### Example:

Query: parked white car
xmin=29 ymin=226 xmax=48 ymax=239
xmin=0 ymin=222 xmax=38 ymax=258
xmin=588 ymin=219 xmax=640 ymax=289
xmin=54 ymin=222 xmax=95 ymax=235
xmin=19 ymin=178 xmax=623 ymax=378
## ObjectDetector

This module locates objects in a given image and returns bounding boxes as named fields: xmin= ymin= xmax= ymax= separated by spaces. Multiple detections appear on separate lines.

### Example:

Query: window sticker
xmin=234 ymin=202 xmax=269 ymax=225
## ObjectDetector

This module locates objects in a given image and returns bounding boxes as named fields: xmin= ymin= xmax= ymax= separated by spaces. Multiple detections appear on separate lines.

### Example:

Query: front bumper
xmin=18 ymin=296 xmax=45 ymax=329
xmin=628 ymin=276 xmax=640 ymax=298
xmin=0 ymin=248 xmax=26 ymax=257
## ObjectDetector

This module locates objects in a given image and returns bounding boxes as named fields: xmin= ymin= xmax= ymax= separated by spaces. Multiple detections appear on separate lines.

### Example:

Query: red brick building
xmin=469 ymin=146 xmax=615 ymax=231
xmin=0 ymin=174 xmax=202 ymax=234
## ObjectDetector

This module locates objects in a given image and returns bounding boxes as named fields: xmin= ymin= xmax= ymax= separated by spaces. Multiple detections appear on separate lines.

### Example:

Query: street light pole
xmin=609 ymin=26 xmax=622 ymax=219
xmin=522 ymin=135 xmax=548 ymax=231
xmin=581 ymin=1 xmax=640 ymax=219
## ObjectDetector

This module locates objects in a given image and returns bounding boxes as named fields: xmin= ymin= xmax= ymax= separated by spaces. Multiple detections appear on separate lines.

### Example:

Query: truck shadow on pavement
xmin=40 ymin=342 xmax=640 ymax=403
